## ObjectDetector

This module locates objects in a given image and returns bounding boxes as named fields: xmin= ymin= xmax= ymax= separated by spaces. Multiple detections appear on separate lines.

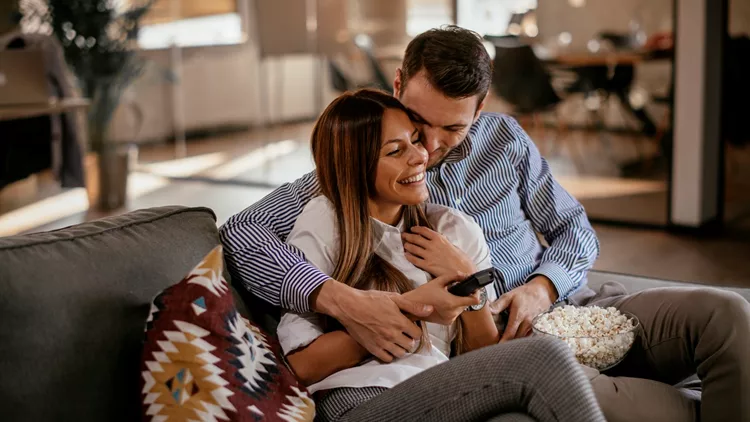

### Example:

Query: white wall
xmin=109 ymin=0 xmax=323 ymax=144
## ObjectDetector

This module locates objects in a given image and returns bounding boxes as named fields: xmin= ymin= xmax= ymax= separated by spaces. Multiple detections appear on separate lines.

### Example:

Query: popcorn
xmin=533 ymin=305 xmax=637 ymax=370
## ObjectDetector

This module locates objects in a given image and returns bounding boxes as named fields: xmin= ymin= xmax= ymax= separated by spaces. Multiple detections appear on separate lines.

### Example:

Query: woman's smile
xmin=397 ymin=172 xmax=425 ymax=185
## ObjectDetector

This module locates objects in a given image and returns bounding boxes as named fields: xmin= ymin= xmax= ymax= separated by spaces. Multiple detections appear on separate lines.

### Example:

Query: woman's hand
xmin=402 ymin=226 xmax=477 ymax=277
xmin=403 ymin=272 xmax=479 ymax=325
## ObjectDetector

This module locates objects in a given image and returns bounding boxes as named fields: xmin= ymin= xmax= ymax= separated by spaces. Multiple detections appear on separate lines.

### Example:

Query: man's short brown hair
xmin=400 ymin=25 xmax=492 ymax=103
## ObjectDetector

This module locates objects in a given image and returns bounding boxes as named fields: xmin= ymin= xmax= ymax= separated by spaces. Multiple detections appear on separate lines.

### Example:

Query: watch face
xmin=469 ymin=287 xmax=488 ymax=311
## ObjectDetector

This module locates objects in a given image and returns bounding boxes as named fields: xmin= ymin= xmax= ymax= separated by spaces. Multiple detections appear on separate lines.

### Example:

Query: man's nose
xmin=421 ymin=126 xmax=441 ymax=153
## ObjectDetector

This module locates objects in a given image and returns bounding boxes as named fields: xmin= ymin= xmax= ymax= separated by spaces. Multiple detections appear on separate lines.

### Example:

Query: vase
xmin=86 ymin=127 xmax=137 ymax=211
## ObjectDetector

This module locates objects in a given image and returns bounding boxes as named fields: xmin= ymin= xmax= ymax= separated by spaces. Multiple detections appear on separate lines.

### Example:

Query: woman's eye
xmin=412 ymin=138 xmax=423 ymax=145
xmin=387 ymin=149 xmax=400 ymax=156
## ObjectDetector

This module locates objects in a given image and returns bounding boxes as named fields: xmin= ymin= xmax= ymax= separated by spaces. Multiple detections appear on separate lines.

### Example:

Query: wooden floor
xmin=1 ymin=121 xmax=749 ymax=288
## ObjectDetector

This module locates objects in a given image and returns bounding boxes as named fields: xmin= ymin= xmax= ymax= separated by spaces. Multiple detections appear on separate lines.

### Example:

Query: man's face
xmin=394 ymin=70 xmax=485 ymax=168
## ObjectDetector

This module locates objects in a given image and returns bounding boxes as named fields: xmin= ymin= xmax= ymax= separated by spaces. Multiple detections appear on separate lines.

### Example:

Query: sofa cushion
xmin=0 ymin=206 xmax=240 ymax=421
xmin=140 ymin=245 xmax=315 ymax=421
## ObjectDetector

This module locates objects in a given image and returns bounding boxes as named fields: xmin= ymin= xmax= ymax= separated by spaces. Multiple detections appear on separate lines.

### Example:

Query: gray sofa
xmin=0 ymin=206 xmax=260 ymax=421
xmin=0 ymin=206 xmax=747 ymax=421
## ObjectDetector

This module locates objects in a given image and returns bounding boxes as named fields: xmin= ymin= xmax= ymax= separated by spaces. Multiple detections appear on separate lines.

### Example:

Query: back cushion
xmin=0 ymin=207 xmax=232 ymax=421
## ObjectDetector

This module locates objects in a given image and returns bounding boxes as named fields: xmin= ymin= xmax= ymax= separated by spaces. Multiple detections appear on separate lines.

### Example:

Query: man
xmin=221 ymin=26 xmax=750 ymax=421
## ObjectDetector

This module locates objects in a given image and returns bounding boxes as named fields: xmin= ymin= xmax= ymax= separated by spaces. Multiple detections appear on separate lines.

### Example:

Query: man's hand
xmin=489 ymin=276 xmax=558 ymax=342
xmin=403 ymin=272 xmax=480 ymax=325
xmin=311 ymin=279 xmax=433 ymax=362
xmin=402 ymin=226 xmax=477 ymax=277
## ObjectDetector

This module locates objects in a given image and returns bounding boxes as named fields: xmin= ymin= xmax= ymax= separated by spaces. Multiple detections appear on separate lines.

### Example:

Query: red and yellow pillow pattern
xmin=140 ymin=245 xmax=315 ymax=421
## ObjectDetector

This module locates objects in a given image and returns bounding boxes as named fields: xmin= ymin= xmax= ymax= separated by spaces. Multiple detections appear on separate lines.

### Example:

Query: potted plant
xmin=42 ymin=0 xmax=153 ymax=210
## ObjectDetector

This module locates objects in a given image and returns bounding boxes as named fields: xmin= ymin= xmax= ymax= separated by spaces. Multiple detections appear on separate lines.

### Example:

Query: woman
xmin=276 ymin=89 xmax=604 ymax=422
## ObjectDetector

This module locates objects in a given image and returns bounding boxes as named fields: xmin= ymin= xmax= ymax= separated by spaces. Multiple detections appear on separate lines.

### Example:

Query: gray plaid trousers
xmin=314 ymin=336 xmax=605 ymax=422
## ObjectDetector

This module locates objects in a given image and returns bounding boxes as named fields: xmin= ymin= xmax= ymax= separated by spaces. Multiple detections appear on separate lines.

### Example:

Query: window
xmin=457 ymin=0 xmax=536 ymax=36
xmin=138 ymin=13 xmax=243 ymax=49
xmin=136 ymin=0 xmax=243 ymax=49
xmin=407 ymin=0 xmax=454 ymax=37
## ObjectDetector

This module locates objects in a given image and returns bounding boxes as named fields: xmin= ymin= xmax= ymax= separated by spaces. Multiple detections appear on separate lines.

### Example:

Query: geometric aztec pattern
xmin=141 ymin=245 xmax=315 ymax=421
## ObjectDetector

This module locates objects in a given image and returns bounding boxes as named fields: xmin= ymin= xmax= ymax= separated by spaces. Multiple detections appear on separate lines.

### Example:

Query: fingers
xmin=403 ymin=241 xmax=427 ymax=257
xmin=392 ymin=295 xmax=433 ymax=318
xmin=400 ymin=318 xmax=424 ymax=341
xmin=500 ymin=306 xmax=522 ymax=342
xmin=369 ymin=343 xmax=395 ymax=363
xmin=431 ymin=271 xmax=466 ymax=287
xmin=410 ymin=226 xmax=438 ymax=240
xmin=458 ymin=294 xmax=480 ymax=308
xmin=404 ymin=252 xmax=427 ymax=268
xmin=393 ymin=331 xmax=419 ymax=353
xmin=378 ymin=331 xmax=419 ymax=362
xmin=402 ymin=232 xmax=431 ymax=249
xmin=382 ymin=340 xmax=409 ymax=360
xmin=517 ymin=318 xmax=533 ymax=339
xmin=489 ymin=294 xmax=512 ymax=315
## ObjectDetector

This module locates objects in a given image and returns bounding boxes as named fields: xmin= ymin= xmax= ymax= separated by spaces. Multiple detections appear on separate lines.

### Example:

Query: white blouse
xmin=277 ymin=195 xmax=497 ymax=393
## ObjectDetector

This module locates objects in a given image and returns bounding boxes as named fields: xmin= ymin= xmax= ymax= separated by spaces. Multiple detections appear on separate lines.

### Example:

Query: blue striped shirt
xmin=220 ymin=113 xmax=599 ymax=312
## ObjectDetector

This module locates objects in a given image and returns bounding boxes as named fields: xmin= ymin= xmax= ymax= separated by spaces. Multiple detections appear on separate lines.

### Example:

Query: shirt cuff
xmin=527 ymin=262 xmax=577 ymax=302
xmin=277 ymin=312 xmax=325 ymax=355
xmin=280 ymin=261 xmax=331 ymax=312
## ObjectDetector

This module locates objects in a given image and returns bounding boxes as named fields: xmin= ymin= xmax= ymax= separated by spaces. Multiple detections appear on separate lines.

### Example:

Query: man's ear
xmin=393 ymin=68 xmax=403 ymax=98
xmin=474 ymin=95 xmax=487 ymax=122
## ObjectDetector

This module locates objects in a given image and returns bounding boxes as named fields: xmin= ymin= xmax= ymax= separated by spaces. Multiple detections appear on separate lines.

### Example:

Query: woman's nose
xmin=407 ymin=143 xmax=428 ymax=166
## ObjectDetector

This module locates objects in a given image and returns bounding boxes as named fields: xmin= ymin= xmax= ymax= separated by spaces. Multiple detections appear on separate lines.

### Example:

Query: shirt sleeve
xmin=284 ymin=196 xmax=339 ymax=276
xmin=506 ymin=118 xmax=600 ymax=301
xmin=277 ymin=311 xmax=326 ymax=355
xmin=219 ymin=171 xmax=331 ymax=312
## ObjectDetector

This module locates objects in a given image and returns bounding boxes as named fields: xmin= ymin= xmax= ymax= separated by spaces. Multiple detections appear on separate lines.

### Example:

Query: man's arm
xmin=219 ymin=171 xmax=328 ymax=312
xmin=489 ymin=117 xmax=599 ymax=341
xmin=509 ymin=117 xmax=600 ymax=301
xmin=225 ymin=185 xmax=432 ymax=361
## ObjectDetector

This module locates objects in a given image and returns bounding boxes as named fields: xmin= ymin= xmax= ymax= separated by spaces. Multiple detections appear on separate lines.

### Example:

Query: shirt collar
xmin=370 ymin=216 xmax=405 ymax=252
xmin=442 ymin=130 xmax=474 ymax=164
xmin=370 ymin=216 xmax=404 ymax=238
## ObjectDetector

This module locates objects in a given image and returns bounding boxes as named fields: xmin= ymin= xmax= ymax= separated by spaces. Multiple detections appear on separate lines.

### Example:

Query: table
xmin=541 ymin=49 xmax=673 ymax=67
xmin=548 ymin=51 xmax=647 ymax=66
xmin=0 ymin=98 xmax=90 ymax=122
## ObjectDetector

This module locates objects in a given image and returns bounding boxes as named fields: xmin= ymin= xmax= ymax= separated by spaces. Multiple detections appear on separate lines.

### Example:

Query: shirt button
xmin=455 ymin=198 xmax=462 ymax=206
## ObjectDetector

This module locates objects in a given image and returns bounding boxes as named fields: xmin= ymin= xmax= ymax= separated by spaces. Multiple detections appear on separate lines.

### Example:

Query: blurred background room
xmin=1 ymin=0 xmax=749 ymax=286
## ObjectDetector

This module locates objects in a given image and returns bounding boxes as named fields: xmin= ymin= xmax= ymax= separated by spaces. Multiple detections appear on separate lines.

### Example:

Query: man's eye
xmin=412 ymin=138 xmax=423 ymax=145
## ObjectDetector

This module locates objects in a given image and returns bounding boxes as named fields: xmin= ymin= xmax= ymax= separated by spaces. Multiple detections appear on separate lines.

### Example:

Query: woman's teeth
xmin=399 ymin=173 xmax=425 ymax=184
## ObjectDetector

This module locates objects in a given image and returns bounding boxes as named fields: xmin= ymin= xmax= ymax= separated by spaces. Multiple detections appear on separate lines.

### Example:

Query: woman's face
xmin=372 ymin=109 xmax=429 ymax=208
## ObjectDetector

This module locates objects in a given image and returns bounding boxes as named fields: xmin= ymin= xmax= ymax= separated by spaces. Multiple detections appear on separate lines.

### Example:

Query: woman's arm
xmin=459 ymin=302 xmax=500 ymax=353
xmin=278 ymin=311 xmax=372 ymax=386
xmin=286 ymin=331 xmax=370 ymax=386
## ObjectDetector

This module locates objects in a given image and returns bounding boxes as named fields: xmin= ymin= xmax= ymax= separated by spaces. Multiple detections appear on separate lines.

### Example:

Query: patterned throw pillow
xmin=140 ymin=245 xmax=315 ymax=421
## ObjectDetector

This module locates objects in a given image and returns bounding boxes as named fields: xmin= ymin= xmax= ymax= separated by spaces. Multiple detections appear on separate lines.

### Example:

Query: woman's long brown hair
xmin=310 ymin=88 xmax=467 ymax=354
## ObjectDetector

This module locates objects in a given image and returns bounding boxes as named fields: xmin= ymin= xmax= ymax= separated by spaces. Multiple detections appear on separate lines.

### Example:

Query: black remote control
xmin=447 ymin=268 xmax=495 ymax=297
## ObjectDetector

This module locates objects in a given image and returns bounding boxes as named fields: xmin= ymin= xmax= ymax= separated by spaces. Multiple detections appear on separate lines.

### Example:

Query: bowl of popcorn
xmin=532 ymin=305 xmax=640 ymax=371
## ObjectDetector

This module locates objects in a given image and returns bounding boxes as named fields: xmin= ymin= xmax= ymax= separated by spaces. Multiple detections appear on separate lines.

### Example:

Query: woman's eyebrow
xmin=383 ymin=129 xmax=419 ymax=145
